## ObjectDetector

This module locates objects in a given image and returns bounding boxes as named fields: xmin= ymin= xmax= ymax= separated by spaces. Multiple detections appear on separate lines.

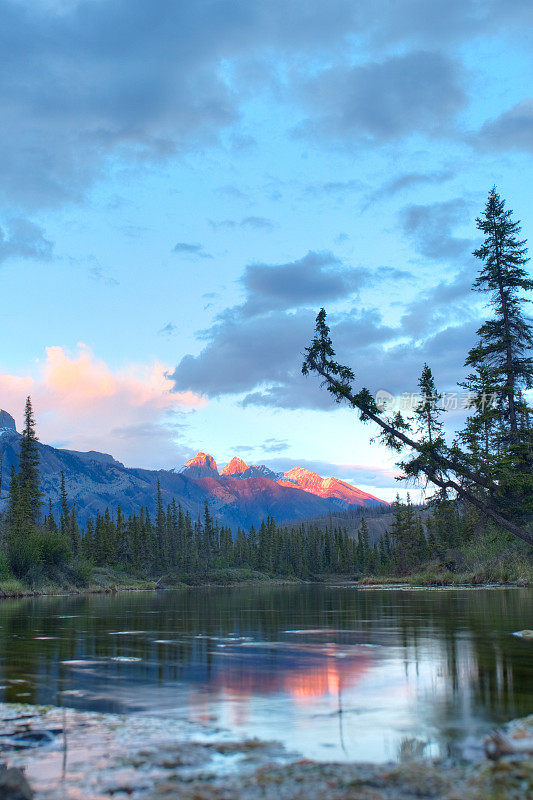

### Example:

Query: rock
xmin=0 ymin=411 xmax=16 ymax=433
xmin=0 ymin=766 xmax=34 ymax=800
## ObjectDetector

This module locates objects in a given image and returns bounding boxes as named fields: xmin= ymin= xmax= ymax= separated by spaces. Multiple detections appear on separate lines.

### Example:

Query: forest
xmin=0 ymin=189 xmax=531 ymax=594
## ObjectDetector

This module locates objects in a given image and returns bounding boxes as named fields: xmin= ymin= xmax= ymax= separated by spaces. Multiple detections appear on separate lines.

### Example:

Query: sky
xmin=0 ymin=0 xmax=532 ymax=502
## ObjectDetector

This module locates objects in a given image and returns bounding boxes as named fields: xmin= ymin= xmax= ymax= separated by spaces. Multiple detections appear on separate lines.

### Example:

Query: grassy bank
xmin=1 ymin=540 xmax=531 ymax=599
xmin=0 ymin=566 xmax=301 ymax=599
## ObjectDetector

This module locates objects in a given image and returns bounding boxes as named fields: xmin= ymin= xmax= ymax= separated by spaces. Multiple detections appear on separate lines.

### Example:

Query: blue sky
xmin=0 ymin=0 xmax=532 ymax=501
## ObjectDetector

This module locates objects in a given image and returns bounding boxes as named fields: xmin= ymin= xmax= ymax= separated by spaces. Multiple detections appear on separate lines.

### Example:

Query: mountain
xmin=0 ymin=410 xmax=16 ymax=433
xmin=0 ymin=410 xmax=387 ymax=529
xmin=222 ymin=458 xmax=282 ymax=481
xmin=180 ymin=452 xmax=219 ymax=479
xmin=220 ymin=457 xmax=248 ymax=476
xmin=280 ymin=467 xmax=385 ymax=507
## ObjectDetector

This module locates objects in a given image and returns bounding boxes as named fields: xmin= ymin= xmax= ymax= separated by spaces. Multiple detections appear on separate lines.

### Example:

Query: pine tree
xmin=69 ymin=503 xmax=81 ymax=554
xmin=390 ymin=494 xmax=427 ymax=574
xmin=401 ymin=365 xmax=446 ymax=488
xmin=414 ymin=364 xmax=444 ymax=445
xmin=45 ymin=498 xmax=58 ymax=532
xmin=357 ymin=517 xmax=370 ymax=572
xmin=6 ymin=466 xmax=20 ymax=534
xmin=155 ymin=481 xmax=166 ymax=570
xmin=471 ymin=189 xmax=533 ymax=522
xmin=83 ymin=518 xmax=95 ymax=560
xmin=458 ymin=340 xmax=500 ymax=475
xmin=18 ymin=397 xmax=42 ymax=525
xmin=473 ymin=188 xmax=533 ymax=439
xmin=59 ymin=472 xmax=70 ymax=536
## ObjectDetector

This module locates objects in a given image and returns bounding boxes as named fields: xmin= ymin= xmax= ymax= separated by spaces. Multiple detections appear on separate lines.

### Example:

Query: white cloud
xmin=0 ymin=345 xmax=206 ymax=468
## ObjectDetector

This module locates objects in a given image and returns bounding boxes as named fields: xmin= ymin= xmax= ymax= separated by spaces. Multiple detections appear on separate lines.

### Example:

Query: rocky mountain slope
xmin=0 ymin=411 xmax=386 ymax=529
xmin=280 ymin=466 xmax=385 ymax=507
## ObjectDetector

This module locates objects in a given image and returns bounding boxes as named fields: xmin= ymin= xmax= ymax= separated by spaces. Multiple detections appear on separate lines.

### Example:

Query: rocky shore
xmin=1 ymin=704 xmax=532 ymax=800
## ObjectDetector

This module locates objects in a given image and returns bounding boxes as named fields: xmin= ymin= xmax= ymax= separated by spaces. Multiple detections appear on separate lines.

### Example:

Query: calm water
xmin=0 ymin=586 xmax=531 ymax=762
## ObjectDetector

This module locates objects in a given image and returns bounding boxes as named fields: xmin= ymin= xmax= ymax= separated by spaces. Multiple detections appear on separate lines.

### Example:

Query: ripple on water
xmin=108 ymin=630 xmax=148 ymax=635
xmin=110 ymin=657 xmax=142 ymax=663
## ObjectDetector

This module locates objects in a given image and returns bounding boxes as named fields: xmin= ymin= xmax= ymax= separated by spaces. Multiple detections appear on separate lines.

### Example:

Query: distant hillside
xmin=0 ymin=410 xmax=387 ymax=529
xmin=291 ymin=503 xmax=431 ymax=543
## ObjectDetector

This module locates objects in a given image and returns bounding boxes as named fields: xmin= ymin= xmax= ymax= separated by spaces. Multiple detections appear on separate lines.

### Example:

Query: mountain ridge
xmin=0 ymin=410 xmax=387 ymax=528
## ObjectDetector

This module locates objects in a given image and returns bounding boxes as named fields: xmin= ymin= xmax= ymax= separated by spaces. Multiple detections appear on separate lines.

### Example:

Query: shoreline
xmin=0 ymin=575 xmax=529 ymax=601
xmin=1 ymin=703 xmax=532 ymax=800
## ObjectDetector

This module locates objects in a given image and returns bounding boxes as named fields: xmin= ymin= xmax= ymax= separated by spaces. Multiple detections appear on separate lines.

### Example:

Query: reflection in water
xmin=0 ymin=586 xmax=531 ymax=761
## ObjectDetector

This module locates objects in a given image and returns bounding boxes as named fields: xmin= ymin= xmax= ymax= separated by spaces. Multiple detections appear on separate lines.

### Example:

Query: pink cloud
xmin=0 ymin=345 xmax=206 ymax=468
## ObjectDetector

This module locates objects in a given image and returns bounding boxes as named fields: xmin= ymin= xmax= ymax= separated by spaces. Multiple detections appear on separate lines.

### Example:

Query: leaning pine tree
xmin=302 ymin=189 xmax=532 ymax=545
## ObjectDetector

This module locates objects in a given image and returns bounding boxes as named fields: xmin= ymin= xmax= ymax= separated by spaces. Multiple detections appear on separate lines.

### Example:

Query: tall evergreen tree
xmin=59 ymin=471 xmax=70 ymax=535
xmin=414 ymin=364 xmax=444 ymax=446
xmin=18 ymin=397 xmax=42 ymax=525
xmin=356 ymin=517 xmax=370 ymax=571
xmin=472 ymin=188 xmax=533 ymax=439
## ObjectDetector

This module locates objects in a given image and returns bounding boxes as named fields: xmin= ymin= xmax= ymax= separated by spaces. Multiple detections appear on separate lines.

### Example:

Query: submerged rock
xmin=0 ymin=765 xmax=34 ymax=800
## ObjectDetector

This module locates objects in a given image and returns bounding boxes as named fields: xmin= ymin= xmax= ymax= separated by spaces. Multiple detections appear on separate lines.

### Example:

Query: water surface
xmin=1 ymin=586 xmax=531 ymax=762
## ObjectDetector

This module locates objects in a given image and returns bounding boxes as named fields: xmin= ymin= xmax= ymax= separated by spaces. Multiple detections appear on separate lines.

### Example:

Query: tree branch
xmin=306 ymin=354 xmax=533 ymax=547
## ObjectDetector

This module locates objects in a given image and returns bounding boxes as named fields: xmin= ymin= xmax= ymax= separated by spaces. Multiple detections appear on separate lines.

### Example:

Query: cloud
xmin=158 ymin=322 xmax=178 ymax=336
xmin=172 ymin=242 xmax=212 ymax=259
xmin=0 ymin=345 xmax=206 ymax=468
xmin=262 ymin=437 xmax=290 ymax=453
xmin=399 ymin=198 xmax=474 ymax=260
xmin=1 ymin=1 xmax=529 ymax=210
xmin=0 ymin=218 xmax=53 ymax=263
xmin=365 ymin=170 xmax=454 ymax=206
xmin=298 ymin=51 xmax=466 ymax=145
xmin=172 ymin=302 xmax=396 ymax=404
xmin=216 ymin=185 xmax=249 ymax=200
xmin=242 ymin=317 xmax=478 ymax=410
xmin=364 ymin=0 xmax=533 ymax=48
xmin=170 ymin=244 xmax=423 ymax=405
xmin=0 ymin=1 xmax=365 ymax=209
xmin=210 ymin=216 xmax=275 ymax=231
xmin=241 ymin=216 xmax=275 ymax=230
xmin=240 ymin=251 xmax=366 ymax=316
xmin=88 ymin=266 xmax=119 ymax=286
xmin=169 ymin=217 xmax=481 ymax=411
xmin=475 ymin=99 xmax=533 ymax=154
xmin=399 ymin=266 xmax=479 ymax=338
xmin=305 ymin=179 xmax=364 ymax=197
xmin=173 ymin=309 xmax=318 ymax=397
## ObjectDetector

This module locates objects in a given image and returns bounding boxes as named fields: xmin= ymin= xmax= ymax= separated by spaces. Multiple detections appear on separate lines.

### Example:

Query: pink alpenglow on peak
xmin=221 ymin=457 xmax=249 ymax=476
xmin=280 ymin=467 xmax=385 ymax=507
xmin=181 ymin=455 xmax=387 ymax=510
xmin=181 ymin=452 xmax=219 ymax=478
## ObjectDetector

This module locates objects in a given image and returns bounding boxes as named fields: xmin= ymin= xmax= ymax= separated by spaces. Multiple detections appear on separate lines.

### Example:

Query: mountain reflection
xmin=211 ymin=641 xmax=372 ymax=701
xmin=0 ymin=586 xmax=531 ymax=759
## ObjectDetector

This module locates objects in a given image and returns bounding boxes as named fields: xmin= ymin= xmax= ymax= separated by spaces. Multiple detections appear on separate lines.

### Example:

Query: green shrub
xmin=39 ymin=529 xmax=71 ymax=567
xmin=7 ymin=531 xmax=42 ymax=578
xmin=0 ymin=577 xmax=26 ymax=596
xmin=69 ymin=557 xmax=94 ymax=586
xmin=0 ymin=551 xmax=11 ymax=578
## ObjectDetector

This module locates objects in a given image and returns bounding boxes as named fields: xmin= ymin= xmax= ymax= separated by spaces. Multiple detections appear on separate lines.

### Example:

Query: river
xmin=0 ymin=585 xmax=531 ymax=766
